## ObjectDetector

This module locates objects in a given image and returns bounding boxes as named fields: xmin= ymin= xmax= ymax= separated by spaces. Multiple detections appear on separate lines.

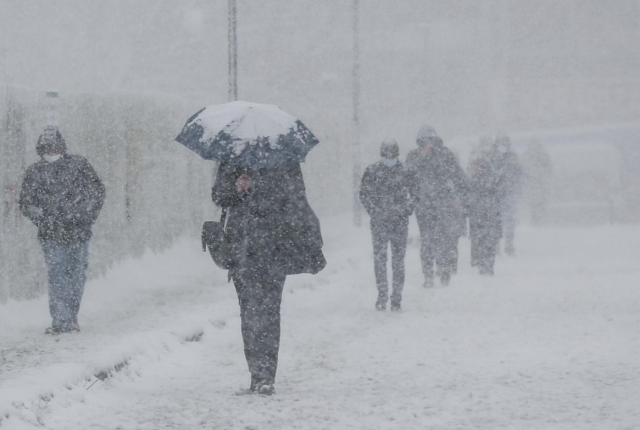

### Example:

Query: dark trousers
xmin=233 ymin=268 xmax=286 ymax=384
xmin=470 ymin=219 xmax=501 ymax=274
xmin=371 ymin=219 xmax=408 ymax=305
xmin=416 ymin=213 xmax=459 ymax=280
xmin=502 ymin=201 xmax=517 ymax=251
xmin=41 ymin=240 xmax=89 ymax=329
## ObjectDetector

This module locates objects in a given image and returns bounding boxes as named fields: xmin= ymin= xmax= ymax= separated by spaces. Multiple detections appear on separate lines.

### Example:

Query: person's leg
xmin=65 ymin=241 xmax=89 ymax=329
xmin=531 ymin=198 xmax=544 ymax=226
xmin=416 ymin=213 xmax=435 ymax=287
xmin=477 ymin=228 xmax=496 ymax=275
xmin=41 ymin=241 xmax=70 ymax=331
xmin=434 ymin=219 xmax=457 ymax=286
xmin=470 ymin=218 xmax=480 ymax=267
xmin=371 ymin=222 xmax=390 ymax=308
xmin=390 ymin=221 xmax=408 ymax=309
xmin=233 ymin=272 xmax=258 ymax=382
xmin=487 ymin=224 xmax=503 ymax=274
xmin=503 ymin=203 xmax=516 ymax=255
xmin=233 ymin=269 xmax=286 ymax=389
xmin=258 ymin=273 xmax=286 ymax=386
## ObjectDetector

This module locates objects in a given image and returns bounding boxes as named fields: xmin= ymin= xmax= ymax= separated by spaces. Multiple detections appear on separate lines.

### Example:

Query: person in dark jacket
xmin=19 ymin=127 xmax=105 ymax=334
xmin=468 ymin=155 xmax=504 ymax=275
xmin=493 ymin=135 xmax=523 ymax=256
xmin=359 ymin=140 xmax=413 ymax=312
xmin=212 ymin=161 xmax=326 ymax=396
xmin=406 ymin=126 xmax=468 ymax=288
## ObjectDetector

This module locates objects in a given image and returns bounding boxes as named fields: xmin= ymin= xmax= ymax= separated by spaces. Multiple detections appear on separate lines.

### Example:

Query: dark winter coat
xmin=495 ymin=151 xmax=523 ymax=208
xmin=359 ymin=161 xmax=413 ymax=226
xmin=19 ymin=154 xmax=105 ymax=244
xmin=406 ymin=145 xmax=468 ymax=237
xmin=468 ymin=157 xmax=504 ymax=238
xmin=211 ymin=162 xmax=326 ymax=277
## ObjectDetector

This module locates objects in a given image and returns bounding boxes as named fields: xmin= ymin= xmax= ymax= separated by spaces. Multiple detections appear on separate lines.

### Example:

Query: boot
xmin=505 ymin=244 xmax=516 ymax=257
xmin=440 ymin=271 xmax=451 ymax=287
xmin=45 ymin=326 xmax=63 ymax=335
xmin=423 ymin=277 xmax=434 ymax=289
xmin=252 ymin=378 xmax=275 ymax=396
xmin=479 ymin=264 xmax=494 ymax=276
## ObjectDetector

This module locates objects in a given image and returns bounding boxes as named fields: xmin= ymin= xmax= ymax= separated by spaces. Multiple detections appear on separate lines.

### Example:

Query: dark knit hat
xmin=416 ymin=125 xmax=443 ymax=147
xmin=36 ymin=127 xmax=67 ymax=157
xmin=380 ymin=139 xmax=399 ymax=158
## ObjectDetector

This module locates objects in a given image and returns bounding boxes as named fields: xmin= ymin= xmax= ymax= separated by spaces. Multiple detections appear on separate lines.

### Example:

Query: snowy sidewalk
xmin=2 ymin=218 xmax=640 ymax=429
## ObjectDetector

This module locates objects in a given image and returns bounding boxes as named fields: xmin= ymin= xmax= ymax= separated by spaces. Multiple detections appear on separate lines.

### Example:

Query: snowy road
xmin=2 ymin=218 xmax=640 ymax=429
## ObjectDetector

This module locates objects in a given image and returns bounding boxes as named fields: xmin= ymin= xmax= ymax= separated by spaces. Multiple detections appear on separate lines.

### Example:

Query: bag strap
xmin=220 ymin=207 xmax=228 ymax=225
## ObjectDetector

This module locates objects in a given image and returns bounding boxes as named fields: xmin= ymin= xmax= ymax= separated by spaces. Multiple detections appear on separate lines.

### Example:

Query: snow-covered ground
xmin=1 ymin=216 xmax=639 ymax=430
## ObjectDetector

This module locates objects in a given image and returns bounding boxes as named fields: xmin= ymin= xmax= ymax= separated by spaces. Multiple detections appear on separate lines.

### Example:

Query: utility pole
xmin=45 ymin=90 xmax=59 ymax=128
xmin=352 ymin=0 xmax=362 ymax=226
xmin=228 ymin=0 xmax=238 ymax=101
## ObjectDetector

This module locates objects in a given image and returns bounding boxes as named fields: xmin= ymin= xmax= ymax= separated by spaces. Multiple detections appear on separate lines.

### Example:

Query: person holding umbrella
xmin=176 ymin=102 xmax=326 ymax=396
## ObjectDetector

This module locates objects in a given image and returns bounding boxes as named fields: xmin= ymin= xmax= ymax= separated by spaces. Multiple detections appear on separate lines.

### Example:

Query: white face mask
xmin=383 ymin=158 xmax=398 ymax=168
xmin=43 ymin=154 xmax=62 ymax=163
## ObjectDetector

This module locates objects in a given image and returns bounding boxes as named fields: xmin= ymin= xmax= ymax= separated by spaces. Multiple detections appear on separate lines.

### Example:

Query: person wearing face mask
xmin=406 ymin=125 xmax=468 ymax=288
xmin=360 ymin=139 xmax=413 ymax=311
xmin=19 ymin=127 xmax=105 ymax=335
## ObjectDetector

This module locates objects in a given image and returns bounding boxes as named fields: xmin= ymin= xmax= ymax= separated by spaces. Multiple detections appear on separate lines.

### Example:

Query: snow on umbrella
xmin=175 ymin=101 xmax=320 ymax=168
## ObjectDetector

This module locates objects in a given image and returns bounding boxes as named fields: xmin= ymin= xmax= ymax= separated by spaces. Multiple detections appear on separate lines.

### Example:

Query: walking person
xmin=468 ymin=156 xmax=504 ymax=275
xmin=493 ymin=135 xmax=523 ymax=256
xmin=406 ymin=126 xmax=467 ymax=288
xmin=359 ymin=140 xmax=413 ymax=312
xmin=212 ymin=162 xmax=326 ymax=395
xmin=19 ymin=127 xmax=105 ymax=334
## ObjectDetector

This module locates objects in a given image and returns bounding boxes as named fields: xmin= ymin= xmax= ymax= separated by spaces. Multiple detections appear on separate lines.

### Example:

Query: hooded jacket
xmin=19 ymin=133 xmax=105 ymax=244
xmin=406 ymin=139 xmax=468 ymax=237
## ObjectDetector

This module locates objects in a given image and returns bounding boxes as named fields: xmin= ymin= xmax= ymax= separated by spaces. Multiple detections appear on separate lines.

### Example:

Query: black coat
xmin=468 ymin=157 xmax=504 ymax=239
xmin=359 ymin=161 xmax=413 ymax=226
xmin=212 ymin=162 xmax=326 ymax=276
xmin=406 ymin=145 xmax=468 ymax=236
xmin=19 ymin=154 xmax=105 ymax=244
xmin=493 ymin=151 xmax=523 ymax=210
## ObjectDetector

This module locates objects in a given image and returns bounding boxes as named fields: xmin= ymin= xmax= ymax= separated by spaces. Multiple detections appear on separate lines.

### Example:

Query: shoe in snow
xmin=45 ymin=326 xmax=63 ymax=335
xmin=257 ymin=383 xmax=275 ymax=396
xmin=252 ymin=378 xmax=276 ymax=396
xmin=440 ymin=272 xmax=451 ymax=287
xmin=235 ymin=388 xmax=255 ymax=396
xmin=375 ymin=299 xmax=386 ymax=311
xmin=390 ymin=302 xmax=401 ymax=312
xmin=479 ymin=266 xmax=494 ymax=276
xmin=249 ymin=377 xmax=260 ymax=392
xmin=66 ymin=323 xmax=80 ymax=333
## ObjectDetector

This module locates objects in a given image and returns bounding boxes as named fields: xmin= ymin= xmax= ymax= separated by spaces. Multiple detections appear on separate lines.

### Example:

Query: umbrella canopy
xmin=175 ymin=101 xmax=320 ymax=168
